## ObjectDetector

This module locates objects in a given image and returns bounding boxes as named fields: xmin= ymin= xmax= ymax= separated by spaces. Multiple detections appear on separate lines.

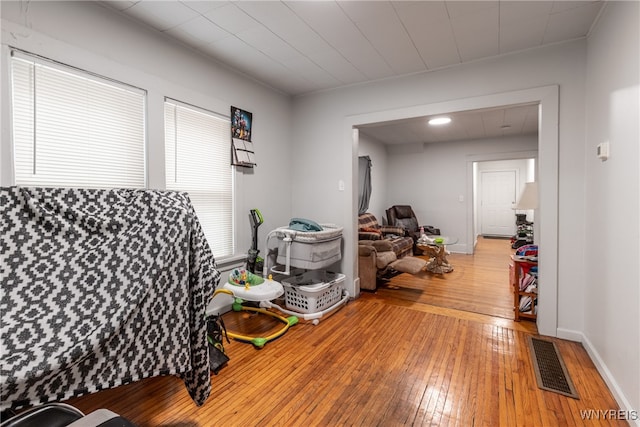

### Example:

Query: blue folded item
xmin=288 ymin=218 xmax=323 ymax=232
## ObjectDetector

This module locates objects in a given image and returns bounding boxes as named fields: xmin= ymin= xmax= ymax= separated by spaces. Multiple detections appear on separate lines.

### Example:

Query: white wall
xmin=0 ymin=1 xmax=293 ymax=262
xmin=385 ymin=135 xmax=537 ymax=253
xmin=357 ymin=132 xmax=388 ymax=223
xmin=584 ymin=1 xmax=640 ymax=419
xmin=292 ymin=40 xmax=584 ymax=338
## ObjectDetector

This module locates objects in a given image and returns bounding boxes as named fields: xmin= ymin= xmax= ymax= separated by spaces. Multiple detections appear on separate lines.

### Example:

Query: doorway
xmin=474 ymin=158 xmax=537 ymax=240
xmin=347 ymin=85 xmax=559 ymax=337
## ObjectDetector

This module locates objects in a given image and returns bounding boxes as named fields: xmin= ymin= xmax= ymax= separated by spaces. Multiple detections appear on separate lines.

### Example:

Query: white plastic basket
xmin=282 ymin=271 xmax=345 ymax=314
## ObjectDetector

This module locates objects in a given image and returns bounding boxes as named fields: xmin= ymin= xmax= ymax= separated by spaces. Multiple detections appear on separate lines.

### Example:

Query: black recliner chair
xmin=1 ymin=403 xmax=136 ymax=427
xmin=386 ymin=205 xmax=440 ymax=254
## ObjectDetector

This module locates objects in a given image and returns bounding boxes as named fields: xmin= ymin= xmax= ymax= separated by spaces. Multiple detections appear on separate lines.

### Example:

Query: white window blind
xmin=165 ymin=99 xmax=234 ymax=258
xmin=11 ymin=51 xmax=146 ymax=188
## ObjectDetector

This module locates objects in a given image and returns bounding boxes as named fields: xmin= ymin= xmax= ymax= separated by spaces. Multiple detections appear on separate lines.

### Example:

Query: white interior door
xmin=480 ymin=170 xmax=517 ymax=236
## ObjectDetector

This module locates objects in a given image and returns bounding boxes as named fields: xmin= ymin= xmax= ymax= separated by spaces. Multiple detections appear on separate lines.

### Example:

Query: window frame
xmin=9 ymin=48 xmax=148 ymax=189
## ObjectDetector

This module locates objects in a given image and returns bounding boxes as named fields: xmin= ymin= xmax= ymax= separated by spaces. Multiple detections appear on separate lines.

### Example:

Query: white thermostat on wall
xmin=596 ymin=141 xmax=610 ymax=161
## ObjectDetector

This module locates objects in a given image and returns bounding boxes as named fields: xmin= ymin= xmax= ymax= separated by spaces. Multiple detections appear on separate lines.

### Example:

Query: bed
xmin=0 ymin=187 xmax=220 ymax=411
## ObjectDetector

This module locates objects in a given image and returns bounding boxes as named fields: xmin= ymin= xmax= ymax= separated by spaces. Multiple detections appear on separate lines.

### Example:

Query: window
xmin=11 ymin=51 xmax=146 ymax=188
xmin=164 ymin=99 xmax=234 ymax=258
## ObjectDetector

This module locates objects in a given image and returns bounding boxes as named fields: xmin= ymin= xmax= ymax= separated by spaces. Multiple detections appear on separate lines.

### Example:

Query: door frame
xmin=347 ymin=85 xmax=558 ymax=337
xmin=469 ymin=155 xmax=537 ymax=250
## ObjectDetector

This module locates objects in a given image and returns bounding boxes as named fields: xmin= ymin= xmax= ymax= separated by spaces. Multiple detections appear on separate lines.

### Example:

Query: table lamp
xmin=514 ymin=182 xmax=538 ymax=210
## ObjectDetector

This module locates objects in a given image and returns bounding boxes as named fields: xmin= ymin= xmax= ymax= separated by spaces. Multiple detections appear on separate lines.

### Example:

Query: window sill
xmin=216 ymin=253 xmax=247 ymax=270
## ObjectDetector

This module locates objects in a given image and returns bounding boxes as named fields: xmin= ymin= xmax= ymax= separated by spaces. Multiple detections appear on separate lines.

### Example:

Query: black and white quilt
xmin=0 ymin=187 xmax=220 ymax=410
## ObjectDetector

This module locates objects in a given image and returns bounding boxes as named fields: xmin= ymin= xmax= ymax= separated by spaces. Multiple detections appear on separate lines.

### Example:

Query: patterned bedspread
xmin=0 ymin=187 xmax=220 ymax=410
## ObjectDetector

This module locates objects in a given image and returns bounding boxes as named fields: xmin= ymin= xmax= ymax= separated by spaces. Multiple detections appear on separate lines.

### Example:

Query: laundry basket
xmin=281 ymin=270 xmax=345 ymax=314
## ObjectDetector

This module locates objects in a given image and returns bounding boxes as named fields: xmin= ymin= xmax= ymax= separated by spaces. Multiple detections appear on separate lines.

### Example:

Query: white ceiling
xmin=100 ymin=0 xmax=604 ymax=144
xmin=358 ymin=103 xmax=540 ymax=145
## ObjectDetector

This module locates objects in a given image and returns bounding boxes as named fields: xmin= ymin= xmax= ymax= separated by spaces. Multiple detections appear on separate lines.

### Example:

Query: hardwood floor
xmin=64 ymin=238 xmax=626 ymax=426
xmin=370 ymin=236 xmax=516 ymax=320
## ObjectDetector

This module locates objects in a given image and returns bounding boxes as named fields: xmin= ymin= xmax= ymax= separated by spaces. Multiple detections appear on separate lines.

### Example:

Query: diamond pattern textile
xmin=0 ymin=187 xmax=220 ymax=410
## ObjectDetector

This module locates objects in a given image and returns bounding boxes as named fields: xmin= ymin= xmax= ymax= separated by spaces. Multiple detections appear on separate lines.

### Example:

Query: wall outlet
xmin=338 ymin=179 xmax=345 ymax=191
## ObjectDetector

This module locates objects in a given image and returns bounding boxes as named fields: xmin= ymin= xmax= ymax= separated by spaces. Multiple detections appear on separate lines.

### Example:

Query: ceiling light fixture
xmin=428 ymin=116 xmax=451 ymax=126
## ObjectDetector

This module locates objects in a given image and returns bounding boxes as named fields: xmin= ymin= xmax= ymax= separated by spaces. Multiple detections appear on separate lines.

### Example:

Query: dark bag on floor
xmin=207 ymin=314 xmax=230 ymax=374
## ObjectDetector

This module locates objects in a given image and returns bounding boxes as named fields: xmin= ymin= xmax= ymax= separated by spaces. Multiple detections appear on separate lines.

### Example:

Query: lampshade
xmin=514 ymin=182 xmax=538 ymax=210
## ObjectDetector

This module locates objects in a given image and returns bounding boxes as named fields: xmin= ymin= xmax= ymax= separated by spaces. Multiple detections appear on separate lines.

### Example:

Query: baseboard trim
xmin=448 ymin=243 xmax=468 ymax=254
xmin=556 ymin=327 xmax=582 ymax=342
xmin=563 ymin=328 xmax=639 ymax=426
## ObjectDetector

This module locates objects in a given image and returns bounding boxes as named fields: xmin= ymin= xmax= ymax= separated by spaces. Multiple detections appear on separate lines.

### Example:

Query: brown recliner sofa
xmin=358 ymin=239 xmax=398 ymax=291
xmin=357 ymin=212 xmax=413 ymax=258
xmin=358 ymin=239 xmax=428 ymax=291
xmin=358 ymin=212 xmax=433 ymax=290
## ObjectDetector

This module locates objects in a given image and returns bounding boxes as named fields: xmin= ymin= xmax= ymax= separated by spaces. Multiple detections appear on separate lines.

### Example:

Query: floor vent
xmin=528 ymin=336 xmax=579 ymax=399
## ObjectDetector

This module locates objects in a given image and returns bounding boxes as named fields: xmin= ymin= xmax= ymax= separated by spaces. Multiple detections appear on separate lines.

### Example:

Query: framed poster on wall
xmin=231 ymin=106 xmax=256 ymax=167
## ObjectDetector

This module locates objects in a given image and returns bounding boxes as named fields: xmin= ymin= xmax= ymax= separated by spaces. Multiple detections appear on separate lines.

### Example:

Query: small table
xmin=416 ymin=237 xmax=458 ymax=274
